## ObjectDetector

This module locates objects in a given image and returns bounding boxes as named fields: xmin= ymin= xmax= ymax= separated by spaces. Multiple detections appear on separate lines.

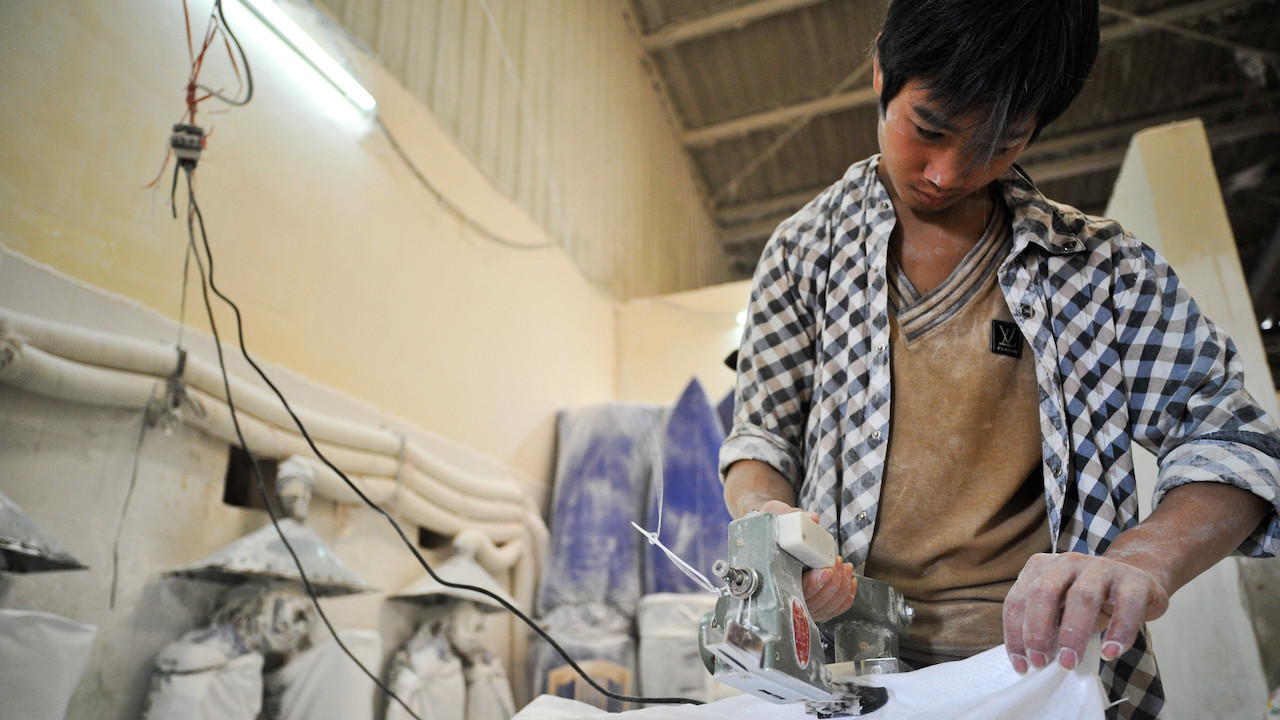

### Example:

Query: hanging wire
xmin=302 ymin=0 xmax=558 ymax=251
xmin=150 ymin=0 xmax=702 ymax=707
xmin=180 ymin=163 xmax=700 ymax=707
xmin=179 ymin=166 xmax=427 ymax=720
xmin=109 ymin=415 xmax=151 ymax=609
xmin=372 ymin=115 xmax=556 ymax=250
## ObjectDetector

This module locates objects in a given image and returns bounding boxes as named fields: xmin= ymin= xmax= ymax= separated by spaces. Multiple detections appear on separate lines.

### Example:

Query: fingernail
xmin=1009 ymin=653 xmax=1028 ymax=674
xmin=1028 ymin=650 xmax=1049 ymax=668
xmin=1101 ymin=641 xmax=1123 ymax=660
xmin=1059 ymin=647 xmax=1078 ymax=670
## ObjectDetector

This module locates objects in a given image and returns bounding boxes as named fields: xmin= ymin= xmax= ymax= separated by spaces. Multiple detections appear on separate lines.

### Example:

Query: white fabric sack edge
xmin=0 ymin=608 xmax=98 ymax=720
xmin=514 ymin=638 xmax=1107 ymax=720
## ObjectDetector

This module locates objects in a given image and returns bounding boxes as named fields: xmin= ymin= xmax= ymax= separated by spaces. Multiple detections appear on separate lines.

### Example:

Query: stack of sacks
xmin=531 ymin=403 xmax=663 ymax=711
xmin=638 ymin=379 xmax=734 ymax=703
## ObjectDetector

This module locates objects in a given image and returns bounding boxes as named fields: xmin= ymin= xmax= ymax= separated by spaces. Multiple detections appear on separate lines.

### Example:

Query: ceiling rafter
xmin=685 ymin=87 xmax=879 ymax=148
xmin=679 ymin=0 xmax=1264 ymax=150
xmin=641 ymin=0 xmax=827 ymax=51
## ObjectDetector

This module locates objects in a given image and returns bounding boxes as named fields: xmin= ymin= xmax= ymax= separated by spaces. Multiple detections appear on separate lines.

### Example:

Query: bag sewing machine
xmin=698 ymin=511 xmax=914 ymax=717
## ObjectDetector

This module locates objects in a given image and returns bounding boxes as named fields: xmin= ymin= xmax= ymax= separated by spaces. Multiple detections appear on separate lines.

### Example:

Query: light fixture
xmin=736 ymin=310 xmax=748 ymax=325
xmin=1262 ymin=315 xmax=1275 ymax=331
xmin=239 ymin=0 xmax=377 ymax=112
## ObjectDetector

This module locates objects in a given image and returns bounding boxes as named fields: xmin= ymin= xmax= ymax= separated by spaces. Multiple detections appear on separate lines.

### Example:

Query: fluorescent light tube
xmin=239 ymin=0 xmax=376 ymax=112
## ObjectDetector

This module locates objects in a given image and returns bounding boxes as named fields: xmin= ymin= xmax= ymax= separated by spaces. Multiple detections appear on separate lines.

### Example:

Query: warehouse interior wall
xmin=0 ymin=0 xmax=669 ymax=717
xmin=1106 ymin=119 xmax=1280 ymax=718
xmin=2 ymin=3 xmax=1279 ymax=720
xmin=313 ymin=0 xmax=732 ymax=300
xmin=615 ymin=280 xmax=750 ymax=406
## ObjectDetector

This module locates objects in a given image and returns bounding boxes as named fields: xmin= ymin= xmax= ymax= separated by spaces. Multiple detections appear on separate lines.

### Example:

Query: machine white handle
xmin=774 ymin=512 xmax=837 ymax=569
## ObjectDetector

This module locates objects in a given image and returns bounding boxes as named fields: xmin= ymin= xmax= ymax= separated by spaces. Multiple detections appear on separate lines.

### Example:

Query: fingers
xmin=759 ymin=500 xmax=797 ymax=515
xmin=1004 ymin=553 xmax=1170 ymax=674
xmin=1003 ymin=552 xmax=1053 ymax=673
xmin=1100 ymin=568 xmax=1169 ymax=661
xmin=757 ymin=500 xmax=821 ymax=525
xmin=1052 ymin=562 xmax=1105 ymax=670
xmin=803 ymin=559 xmax=857 ymax=621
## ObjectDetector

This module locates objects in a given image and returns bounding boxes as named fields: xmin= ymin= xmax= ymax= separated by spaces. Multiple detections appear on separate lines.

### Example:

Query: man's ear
xmin=872 ymin=43 xmax=883 ymax=95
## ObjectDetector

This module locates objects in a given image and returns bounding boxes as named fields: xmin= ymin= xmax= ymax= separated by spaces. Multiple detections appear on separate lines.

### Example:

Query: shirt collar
xmin=999 ymin=165 xmax=1089 ymax=256
xmin=854 ymin=156 xmax=1088 ymax=257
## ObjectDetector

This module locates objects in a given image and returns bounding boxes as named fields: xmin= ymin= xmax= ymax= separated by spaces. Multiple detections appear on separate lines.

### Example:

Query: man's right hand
xmin=758 ymin=500 xmax=858 ymax=622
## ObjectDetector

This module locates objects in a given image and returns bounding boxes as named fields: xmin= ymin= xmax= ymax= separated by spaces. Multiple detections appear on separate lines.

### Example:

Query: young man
xmin=719 ymin=2 xmax=1280 ymax=718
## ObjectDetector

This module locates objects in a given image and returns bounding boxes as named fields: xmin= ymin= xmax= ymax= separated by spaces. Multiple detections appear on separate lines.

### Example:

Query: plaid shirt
xmin=720 ymin=156 xmax=1280 ymax=720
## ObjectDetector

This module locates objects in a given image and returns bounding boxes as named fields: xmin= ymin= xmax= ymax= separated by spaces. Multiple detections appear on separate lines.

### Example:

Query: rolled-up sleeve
xmin=719 ymin=220 xmax=822 ymax=491
xmin=1115 ymin=239 xmax=1280 ymax=556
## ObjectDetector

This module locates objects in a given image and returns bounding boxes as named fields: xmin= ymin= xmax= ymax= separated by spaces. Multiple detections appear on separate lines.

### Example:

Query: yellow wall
xmin=0 ymin=0 xmax=620 ymax=484
xmin=316 ymin=0 xmax=731 ymax=299
xmin=616 ymin=280 xmax=750 ymax=405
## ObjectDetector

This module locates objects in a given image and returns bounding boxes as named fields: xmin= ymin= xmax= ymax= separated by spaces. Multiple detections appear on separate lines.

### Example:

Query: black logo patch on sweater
xmin=991 ymin=320 xmax=1024 ymax=358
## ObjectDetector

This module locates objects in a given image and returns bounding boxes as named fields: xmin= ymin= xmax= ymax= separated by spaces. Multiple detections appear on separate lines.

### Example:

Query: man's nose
xmin=924 ymin=148 xmax=968 ymax=189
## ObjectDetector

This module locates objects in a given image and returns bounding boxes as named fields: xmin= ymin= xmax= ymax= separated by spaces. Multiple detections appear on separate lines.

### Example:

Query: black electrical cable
xmin=180 ymin=166 xmax=426 ymax=720
xmin=170 ymin=1 xmax=702 ymax=704
xmin=183 ymin=166 xmax=702 ymax=709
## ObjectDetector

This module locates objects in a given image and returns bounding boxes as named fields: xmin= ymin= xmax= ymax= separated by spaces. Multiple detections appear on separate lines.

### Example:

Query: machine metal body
xmin=699 ymin=512 xmax=913 ymax=715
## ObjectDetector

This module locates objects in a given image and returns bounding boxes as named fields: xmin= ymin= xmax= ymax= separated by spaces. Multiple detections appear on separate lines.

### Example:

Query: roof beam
xmin=684 ymin=87 xmax=878 ymax=148
xmin=1022 ymin=89 xmax=1280 ymax=163
xmin=1100 ymin=0 xmax=1269 ymax=51
xmin=713 ymin=93 xmax=1272 ymax=222
xmin=1249 ymin=219 xmax=1280 ymax=308
xmin=642 ymin=0 xmax=827 ymax=51
xmin=716 ymin=186 xmax=830 ymax=224
xmin=683 ymin=0 xmax=1262 ymax=149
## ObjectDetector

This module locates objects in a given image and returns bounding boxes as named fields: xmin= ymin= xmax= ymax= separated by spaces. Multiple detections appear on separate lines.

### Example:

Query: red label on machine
xmin=792 ymin=599 xmax=811 ymax=666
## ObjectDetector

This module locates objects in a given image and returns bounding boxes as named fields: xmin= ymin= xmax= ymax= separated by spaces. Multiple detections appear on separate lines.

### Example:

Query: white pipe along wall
xmin=0 ymin=307 xmax=547 ymax=600
xmin=0 ymin=249 xmax=550 ymax=712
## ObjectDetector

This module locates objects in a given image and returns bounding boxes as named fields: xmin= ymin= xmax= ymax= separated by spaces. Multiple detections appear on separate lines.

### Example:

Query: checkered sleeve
xmin=719 ymin=217 xmax=824 ymax=490
xmin=1112 ymin=236 xmax=1280 ymax=556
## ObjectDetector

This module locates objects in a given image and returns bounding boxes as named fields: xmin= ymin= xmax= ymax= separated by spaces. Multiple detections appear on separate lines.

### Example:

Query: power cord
xmin=161 ymin=0 xmax=703 ymax=707
xmin=179 ymin=155 xmax=701 ymax=707
xmin=178 ymin=163 xmax=425 ymax=720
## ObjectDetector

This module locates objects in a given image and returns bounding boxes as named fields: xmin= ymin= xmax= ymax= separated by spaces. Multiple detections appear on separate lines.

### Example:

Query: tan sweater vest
xmin=865 ymin=203 xmax=1051 ymax=664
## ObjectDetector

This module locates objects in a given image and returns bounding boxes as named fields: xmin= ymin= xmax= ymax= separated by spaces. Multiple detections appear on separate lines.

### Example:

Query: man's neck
xmin=886 ymin=184 xmax=995 ymax=293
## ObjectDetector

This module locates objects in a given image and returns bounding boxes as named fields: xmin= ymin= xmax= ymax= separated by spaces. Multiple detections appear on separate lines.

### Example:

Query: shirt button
xmin=1053 ymin=465 xmax=1064 ymax=478
xmin=872 ymin=430 xmax=881 ymax=440
xmin=857 ymin=511 xmax=869 ymax=522
xmin=880 ymin=200 xmax=890 ymax=210
xmin=875 ymin=343 xmax=886 ymax=353
xmin=1019 ymin=304 xmax=1035 ymax=319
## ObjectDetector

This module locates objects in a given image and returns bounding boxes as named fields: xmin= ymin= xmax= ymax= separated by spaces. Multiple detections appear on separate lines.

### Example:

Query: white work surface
xmin=516 ymin=640 xmax=1108 ymax=720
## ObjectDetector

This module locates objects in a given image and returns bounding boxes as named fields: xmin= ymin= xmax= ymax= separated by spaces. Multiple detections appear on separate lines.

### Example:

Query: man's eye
xmin=914 ymin=124 xmax=945 ymax=141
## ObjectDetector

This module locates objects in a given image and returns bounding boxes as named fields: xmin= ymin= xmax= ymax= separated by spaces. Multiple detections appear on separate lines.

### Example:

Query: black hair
xmin=876 ymin=0 xmax=1099 ymax=162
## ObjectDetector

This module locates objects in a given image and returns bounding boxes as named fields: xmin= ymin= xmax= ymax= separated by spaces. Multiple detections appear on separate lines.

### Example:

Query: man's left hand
xmin=1002 ymin=552 xmax=1170 ymax=672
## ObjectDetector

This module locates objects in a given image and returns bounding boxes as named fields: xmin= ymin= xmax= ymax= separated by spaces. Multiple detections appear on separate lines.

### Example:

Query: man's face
xmin=873 ymin=64 xmax=1035 ymax=216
